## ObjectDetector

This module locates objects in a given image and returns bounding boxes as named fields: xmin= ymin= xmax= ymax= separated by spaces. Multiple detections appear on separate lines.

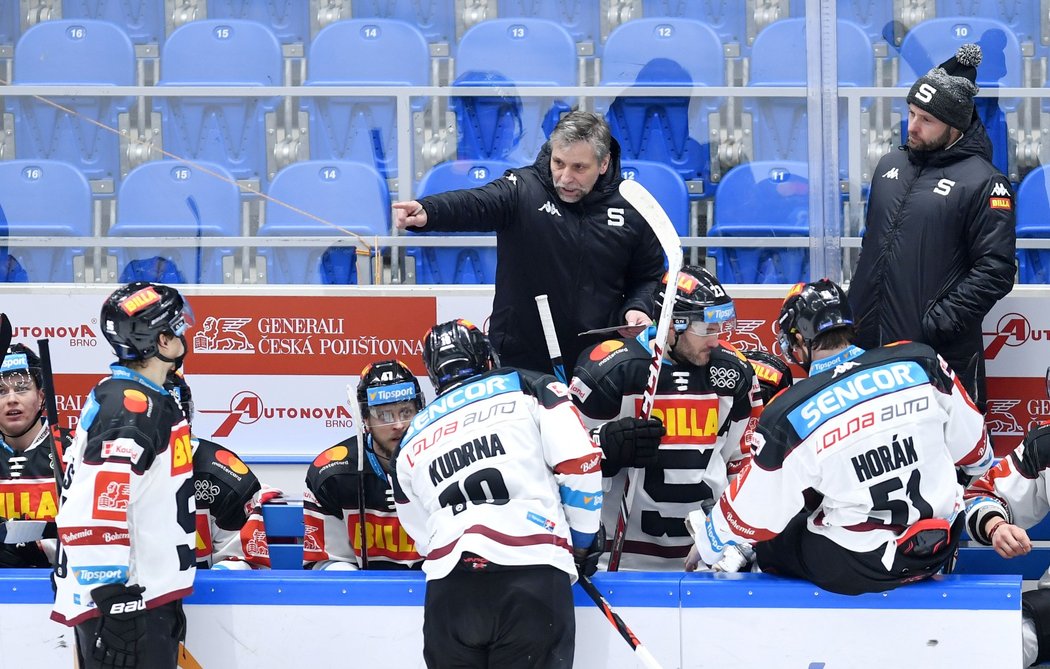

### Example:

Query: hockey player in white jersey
xmin=393 ymin=319 xmax=603 ymax=669
xmin=687 ymin=279 xmax=993 ymax=594
xmin=964 ymin=389 xmax=1050 ymax=667
xmin=51 ymin=282 xmax=195 ymax=669
xmin=570 ymin=266 xmax=760 ymax=570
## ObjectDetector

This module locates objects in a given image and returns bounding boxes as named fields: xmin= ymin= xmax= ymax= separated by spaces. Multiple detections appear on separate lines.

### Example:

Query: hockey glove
xmin=574 ymin=524 xmax=606 ymax=578
xmin=592 ymin=417 xmax=665 ymax=476
xmin=90 ymin=583 xmax=147 ymax=669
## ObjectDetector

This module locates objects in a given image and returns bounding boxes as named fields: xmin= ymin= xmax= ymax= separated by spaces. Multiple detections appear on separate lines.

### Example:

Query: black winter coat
xmin=415 ymin=140 xmax=666 ymax=375
xmin=848 ymin=116 xmax=1016 ymax=408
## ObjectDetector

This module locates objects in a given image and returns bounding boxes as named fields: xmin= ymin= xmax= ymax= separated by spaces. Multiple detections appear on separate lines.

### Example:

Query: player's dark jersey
xmin=193 ymin=438 xmax=269 ymax=569
xmin=0 ymin=423 xmax=59 ymax=567
xmin=570 ymin=334 xmax=761 ymax=569
xmin=304 ymin=435 xmax=422 ymax=570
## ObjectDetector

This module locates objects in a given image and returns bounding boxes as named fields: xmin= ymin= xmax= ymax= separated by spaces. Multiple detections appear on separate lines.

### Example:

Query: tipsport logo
xmin=201 ymin=391 xmax=352 ymax=438
xmin=984 ymin=313 xmax=1050 ymax=359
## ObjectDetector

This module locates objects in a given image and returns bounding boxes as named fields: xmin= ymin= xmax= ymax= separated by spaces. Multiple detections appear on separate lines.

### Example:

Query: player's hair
xmin=549 ymin=111 xmax=612 ymax=164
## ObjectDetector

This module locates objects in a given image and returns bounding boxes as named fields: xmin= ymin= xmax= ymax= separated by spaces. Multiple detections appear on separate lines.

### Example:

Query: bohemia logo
xmin=984 ymin=313 xmax=1050 ymax=359
xmin=194 ymin=317 xmax=255 ymax=353
xmin=203 ymin=391 xmax=352 ymax=438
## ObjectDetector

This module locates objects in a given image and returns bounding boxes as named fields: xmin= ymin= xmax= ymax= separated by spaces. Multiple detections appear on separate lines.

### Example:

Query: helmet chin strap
xmin=0 ymin=408 xmax=45 ymax=441
xmin=666 ymin=329 xmax=689 ymax=366
xmin=155 ymin=335 xmax=188 ymax=371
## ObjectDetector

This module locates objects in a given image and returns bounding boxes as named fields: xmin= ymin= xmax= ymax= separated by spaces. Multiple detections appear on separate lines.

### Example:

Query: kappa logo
xmin=882 ymin=167 xmax=899 ymax=179
xmin=505 ymin=173 xmax=518 ymax=185
xmin=194 ymin=317 xmax=255 ymax=353
xmin=991 ymin=182 xmax=1010 ymax=198
xmin=538 ymin=201 xmax=562 ymax=217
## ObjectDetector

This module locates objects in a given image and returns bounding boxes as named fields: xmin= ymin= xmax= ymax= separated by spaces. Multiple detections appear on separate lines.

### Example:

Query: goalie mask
xmin=423 ymin=319 xmax=498 ymax=395
xmin=660 ymin=266 xmax=736 ymax=338
xmin=355 ymin=359 xmax=424 ymax=426
xmin=101 ymin=282 xmax=193 ymax=365
xmin=777 ymin=279 xmax=853 ymax=369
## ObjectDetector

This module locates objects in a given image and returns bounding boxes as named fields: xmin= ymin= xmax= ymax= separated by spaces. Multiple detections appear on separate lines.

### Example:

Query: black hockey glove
xmin=574 ymin=524 xmax=606 ymax=578
xmin=90 ymin=583 xmax=147 ymax=669
xmin=592 ymin=417 xmax=665 ymax=476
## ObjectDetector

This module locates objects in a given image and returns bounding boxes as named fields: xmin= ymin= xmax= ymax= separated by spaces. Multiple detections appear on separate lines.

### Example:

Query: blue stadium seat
xmin=748 ymin=19 xmax=874 ymax=177
xmin=0 ymin=160 xmax=92 ymax=282
xmin=8 ymin=20 xmax=135 ymax=182
xmin=708 ymin=161 xmax=810 ymax=284
xmin=208 ymin=0 xmax=310 ymax=45
xmin=405 ymin=160 xmax=513 ymax=284
xmin=62 ymin=0 xmax=166 ymax=45
xmin=0 ymin=3 xmax=20 ymax=45
xmin=1015 ymin=165 xmax=1050 ymax=284
xmin=835 ymin=0 xmax=897 ymax=46
xmin=351 ymin=0 xmax=456 ymax=45
xmin=640 ymin=0 xmax=748 ymax=46
xmin=452 ymin=18 xmax=577 ymax=164
xmin=600 ymin=18 xmax=724 ymax=191
xmin=303 ymin=19 xmax=430 ymax=180
xmin=497 ymin=0 xmax=600 ymax=47
xmin=156 ymin=20 xmax=283 ymax=185
xmin=897 ymin=18 xmax=1022 ymax=177
xmin=935 ymin=1 xmax=1041 ymax=53
xmin=111 ymin=161 xmax=241 ymax=284
xmin=258 ymin=161 xmax=390 ymax=284
xmin=620 ymin=160 xmax=690 ymax=238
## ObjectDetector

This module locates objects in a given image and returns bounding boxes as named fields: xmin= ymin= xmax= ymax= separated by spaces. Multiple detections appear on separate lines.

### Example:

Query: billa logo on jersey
xmin=349 ymin=513 xmax=419 ymax=562
xmin=119 ymin=286 xmax=161 ymax=315
xmin=989 ymin=197 xmax=1011 ymax=210
xmin=749 ymin=360 xmax=784 ymax=387
xmin=984 ymin=312 xmax=1050 ymax=359
xmin=171 ymin=425 xmax=193 ymax=475
xmin=644 ymin=396 xmax=720 ymax=445
xmin=92 ymin=471 xmax=131 ymax=521
xmin=0 ymin=481 xmax=59 ymax=520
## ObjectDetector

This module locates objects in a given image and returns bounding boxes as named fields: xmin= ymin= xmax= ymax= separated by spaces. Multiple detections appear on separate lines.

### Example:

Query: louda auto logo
xmin=984 ymin=313 xmax=1050 ymax=359
xmin=200 ymin=391 xmax=353 ymax=438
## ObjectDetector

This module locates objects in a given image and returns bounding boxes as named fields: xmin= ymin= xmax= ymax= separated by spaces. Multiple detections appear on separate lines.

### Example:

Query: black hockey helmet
xmin=100 ymin=282 xmax=192 ymax=361
xmin=423 ymin=319 xmax=498 ymax=394
xmin=659 ymin=266 xmax=736 ymax=337
xmin=356 ymin=359 xmax=424 ymax=422
xmin=777 ymin=279 xmax=853 ymax=366
xmin=0 ymin=343 xmax=43 ymax=390
xmin=164 ymin=370 xmax=194 ymax=425
xmin=741 ymin=349 xmax=793 ymax=404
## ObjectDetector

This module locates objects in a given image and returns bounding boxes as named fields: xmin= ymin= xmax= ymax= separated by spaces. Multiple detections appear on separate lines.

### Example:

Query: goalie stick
xmin=607 ymin=179 xmax=684 ymax=572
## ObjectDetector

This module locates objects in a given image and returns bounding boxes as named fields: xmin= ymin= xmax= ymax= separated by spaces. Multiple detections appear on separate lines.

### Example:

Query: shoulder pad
xmin=81 ymin=378 xmax=182 ymax=470
xmin=193 ymin=439 xmax=260 ymax=528
xmin=570 ymin=338 xmax=650 ymax=420
xmin=707 ymin=347 xmax=755 ymax=393
xmin=306 ymin=437 xmax=361 ymax=511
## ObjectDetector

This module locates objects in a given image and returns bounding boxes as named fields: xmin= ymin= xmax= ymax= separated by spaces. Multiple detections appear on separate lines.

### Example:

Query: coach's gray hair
xmin=549 ymin=111 xmax=612 ymax=164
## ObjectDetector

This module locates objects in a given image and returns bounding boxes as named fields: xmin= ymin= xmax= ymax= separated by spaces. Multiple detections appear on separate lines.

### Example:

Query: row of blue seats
xmin=4 ymin=156 xmax=1050 ymax=285
xmin=3 ymin=1 xmax=1046 ymax=55
xmin=1 ymin=16 xmax=1032 ymax=193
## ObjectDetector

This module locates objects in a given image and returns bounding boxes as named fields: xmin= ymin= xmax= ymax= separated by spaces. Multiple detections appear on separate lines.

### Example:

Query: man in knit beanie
xmin=849 ymin=42 xmax=1016 ymax=418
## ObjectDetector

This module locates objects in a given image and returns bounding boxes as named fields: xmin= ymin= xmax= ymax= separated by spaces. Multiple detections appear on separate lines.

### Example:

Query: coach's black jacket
xmin=848 ymin=115 xmax=1016 ymax=408
xmin=415 ymin=139 xmax=665 ymax=375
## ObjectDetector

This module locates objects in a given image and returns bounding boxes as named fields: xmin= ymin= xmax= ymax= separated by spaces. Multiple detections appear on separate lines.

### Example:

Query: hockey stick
xmin=534 ymin=294 xmax=567 ymax=383
xmin=607 ymin=179 xmax=684 ymax=572
xmin=346 ymin=384 xmax=370 ymax=569
xmin=36 ymin=339 xmax=66 ymax=502
xmin=577 ymin=574 xmax=665 ymax=669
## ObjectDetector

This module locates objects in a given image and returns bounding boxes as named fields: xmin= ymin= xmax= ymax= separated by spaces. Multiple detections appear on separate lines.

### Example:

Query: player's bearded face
xmin=366 ymin=400 xmax=419 ymax=455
